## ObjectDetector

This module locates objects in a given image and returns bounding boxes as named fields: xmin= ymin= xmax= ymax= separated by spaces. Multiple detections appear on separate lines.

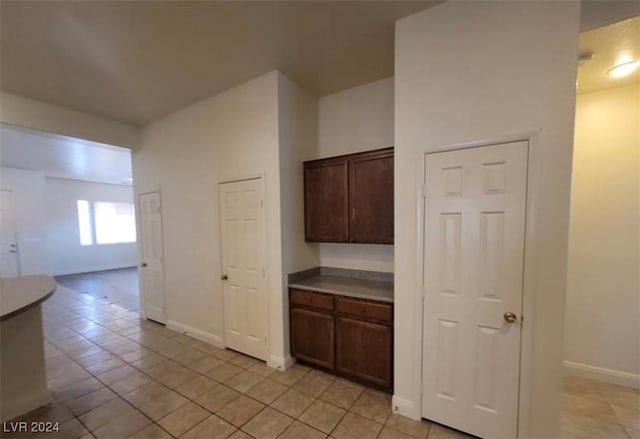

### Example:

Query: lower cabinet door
xmin=336 ymin=316 xmax=392 ymax=389
xmin=291 ymin=307 xmax=335 ymax=369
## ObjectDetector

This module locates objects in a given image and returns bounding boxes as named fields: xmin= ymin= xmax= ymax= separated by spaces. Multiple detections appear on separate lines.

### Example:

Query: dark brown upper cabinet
xmin=304 ymin=147 xmax=393 ymax=244
xmin=304 ymin=157 xmax=349 ymax=242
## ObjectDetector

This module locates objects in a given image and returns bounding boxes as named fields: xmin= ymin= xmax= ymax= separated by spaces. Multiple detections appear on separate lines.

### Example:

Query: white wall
xmin=277 ymin=72 xmax=321 ymax=359
xmin=0 ymin=92 xmax=140 ymax=149
xmin=565 ymin=83 xmax=640 ymax=388
xmin=317 ymin=77 xmax=394 ymax=272
xmin=44 ymin=177 xmax=137 ymax=276
xmin=394 ymin=2 xmax=579 ymax=438
xmin=134 ymin=71 xmax=310 ymax=367
xmin=0 ymin=167 xmax=50 ymax=275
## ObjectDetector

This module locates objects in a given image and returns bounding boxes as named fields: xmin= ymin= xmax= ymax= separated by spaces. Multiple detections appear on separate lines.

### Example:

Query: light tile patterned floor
xmin=4 ymin=285 xmax=638 ymax=438
xmin=562 ymin=376 xmax=639 ymax=439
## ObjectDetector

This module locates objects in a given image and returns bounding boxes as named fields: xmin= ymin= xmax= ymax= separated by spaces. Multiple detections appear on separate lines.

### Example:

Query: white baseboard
xmin=267 ymin=354 xmax=295 ymax=371
xmin=391 ymin=395 xmax=420 ymax=420
xmin=564 ymin=361 xmax=640 ymax=389
xmin=166 ymin=320 xmax=224 ymax=349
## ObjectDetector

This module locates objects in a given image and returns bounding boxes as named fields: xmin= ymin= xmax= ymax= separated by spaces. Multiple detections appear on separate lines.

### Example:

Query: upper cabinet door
xmin=304 ymin=158 xmax=349 ymax=242
xmin=349 ymin=149 xmax=394 ymax=244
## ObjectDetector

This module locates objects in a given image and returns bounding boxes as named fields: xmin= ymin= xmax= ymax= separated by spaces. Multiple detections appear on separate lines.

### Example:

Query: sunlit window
xmin=76 ymin=200 xmax=136 ymax=245
xmin=94 ymin=202 xmax=136 ymax=244
xmin=77 ymin=200 xmax=93 ymax=246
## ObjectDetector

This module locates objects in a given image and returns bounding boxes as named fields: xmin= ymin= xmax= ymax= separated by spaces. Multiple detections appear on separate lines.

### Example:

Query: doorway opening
xmin=0 ymin=123 xmax=140 ymax=311
xmin=562 ymin=15 xmax=639 ymax=437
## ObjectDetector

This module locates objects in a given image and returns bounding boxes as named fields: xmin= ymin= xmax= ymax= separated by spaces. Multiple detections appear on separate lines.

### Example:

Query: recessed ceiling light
xmin=607 ymin=60 xmax=640 ymax=78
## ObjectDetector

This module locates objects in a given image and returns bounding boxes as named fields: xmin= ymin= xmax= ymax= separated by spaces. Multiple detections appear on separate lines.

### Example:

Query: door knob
xmin=503 ymin=312 xmax=517 ymax=324
xmin=140 ymin=262 xmax=148 ymax=267
xmin=221 ymin=274 xmax=228 ymax=280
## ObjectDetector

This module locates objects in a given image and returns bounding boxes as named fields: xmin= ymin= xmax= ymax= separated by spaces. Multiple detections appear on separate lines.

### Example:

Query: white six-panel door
xmin=220 ymin=178 xmax=267 ymax=361
xmin=139 ymin=191 xmax=166 ymax=323
xmin=422 ymin=141 xmax=528 ymax=438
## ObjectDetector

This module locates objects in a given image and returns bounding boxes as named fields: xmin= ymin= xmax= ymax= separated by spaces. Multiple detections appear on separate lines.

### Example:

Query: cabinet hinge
xmin=261 ymin=198 xmax=264 ymax=207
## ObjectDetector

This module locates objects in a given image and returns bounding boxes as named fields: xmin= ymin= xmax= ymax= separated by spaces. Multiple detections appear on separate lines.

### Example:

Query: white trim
xmin=166 ymin=320 xmax=225 ymax=349
xmin=412 ymin=163 xmax=426 ymax=422
xmin=267 ymin=354 xmax=295 ymax=371
xmin=564 ymin=361 xmax=640 ymax=389
xmin=392 ymin=396 xmax=419 ymax=420
xmin=515 ymin=131 xmax=542 ymax=439
xmin=415 ymin=132 xmax=541 ymax=438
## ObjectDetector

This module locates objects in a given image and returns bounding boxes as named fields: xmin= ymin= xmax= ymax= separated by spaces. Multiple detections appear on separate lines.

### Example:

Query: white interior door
xmin=220 ymin=178 xmax=267 ymax=361
xmin=422 ymin=141 xmax=528 ymax=438
xmin=0 ymin=190 xmax=20 ymax=277
xmin=139 ymin=191 xmax=166 ymax=323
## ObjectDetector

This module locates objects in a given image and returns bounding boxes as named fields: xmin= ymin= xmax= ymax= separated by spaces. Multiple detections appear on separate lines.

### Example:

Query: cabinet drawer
xmin=336 ymin=297 xmax=392 ymax=323
xmin=290 ymin=289 xmax=334 ymax=311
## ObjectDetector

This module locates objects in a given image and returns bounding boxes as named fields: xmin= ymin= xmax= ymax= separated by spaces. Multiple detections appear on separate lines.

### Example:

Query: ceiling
xmin=577 ymin=15 xmax=640 ymax=94
xmin=0 ymin=1 xmax=440 ymax=126
xmin=1 ymin=1 xmax=637 ymax=126
xmin=0 ymin=124 xmax=132 ymax=185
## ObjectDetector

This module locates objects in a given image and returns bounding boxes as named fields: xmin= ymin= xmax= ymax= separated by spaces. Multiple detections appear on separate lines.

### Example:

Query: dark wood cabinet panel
xmin=336 ymin=317 xmax=392 ymax=389
xmin=349 ymin=150 xmax=394 ymax=244
xmin=290 ymin=289 xmax=334 ymax=311
xmin=303 ymin=147 xmax=393 ymax=244
xmin=304 ymin=158 xmax=349 ymax=242
xmin=336 ymin=297 xmax=392 ymax=324
xmin=290 ymin=307 xmax=335 ymax=369
xmin=289 ymin=288 xmax=393 ymax=393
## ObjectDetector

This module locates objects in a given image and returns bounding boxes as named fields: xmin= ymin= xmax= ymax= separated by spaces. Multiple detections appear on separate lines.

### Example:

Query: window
xmin=95 ymin=202 xmax=136 ymax=244
xmin=77 ymin=200 xmax=93 ymax=246
xmin=77 ymin=200 xmax=136 ymax=245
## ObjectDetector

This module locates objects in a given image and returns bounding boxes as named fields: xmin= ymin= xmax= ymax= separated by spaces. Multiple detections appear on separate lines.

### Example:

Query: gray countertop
xmin=1 ymin=275 xmax=57 ymax=321
xmin=288 ymin=267 xmax=393 ymax=303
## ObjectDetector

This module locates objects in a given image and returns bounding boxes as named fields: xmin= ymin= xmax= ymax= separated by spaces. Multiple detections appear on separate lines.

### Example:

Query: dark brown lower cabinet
xmin=290 ymin=307 xmax=334 ymax=369
xmin=289 ymin=288 xmax=393 ymax=393
xmin=336 ymin=317 xmax=392 ymax=389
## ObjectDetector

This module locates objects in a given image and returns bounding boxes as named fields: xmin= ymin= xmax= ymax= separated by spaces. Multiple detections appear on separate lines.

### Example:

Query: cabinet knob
xmin=221 ymin=274 xmax=228 ymax=280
